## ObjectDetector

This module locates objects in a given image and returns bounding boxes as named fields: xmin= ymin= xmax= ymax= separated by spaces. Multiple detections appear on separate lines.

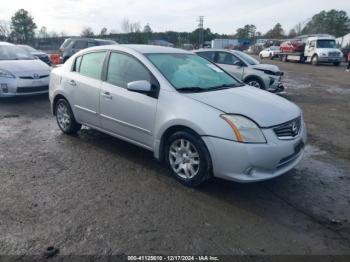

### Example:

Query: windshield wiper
xmin=207 ymin=83 xmax=244 ymax=91
xmin=176 ymin=87 xmax=206 ymax=93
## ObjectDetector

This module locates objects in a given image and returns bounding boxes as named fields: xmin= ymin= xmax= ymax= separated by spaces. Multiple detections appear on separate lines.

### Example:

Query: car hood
xmin=251 ymin=63 xmax=280 ymax=72
xmin=184 ymin=86 xmax=301 ymax=127
xmin=0 ymin=59 xmax=50 ymax=74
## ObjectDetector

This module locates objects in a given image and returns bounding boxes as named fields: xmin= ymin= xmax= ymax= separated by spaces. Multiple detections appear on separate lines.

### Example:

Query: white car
xmin=259 ymin=46 xmax=281 ymax=60
xmin=0 ymin=42 xmax=51 ymax=97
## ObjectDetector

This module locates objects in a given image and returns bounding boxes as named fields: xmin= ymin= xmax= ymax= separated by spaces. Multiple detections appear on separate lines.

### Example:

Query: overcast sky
xmin=0 ymin=0 xmax=349 ymax=35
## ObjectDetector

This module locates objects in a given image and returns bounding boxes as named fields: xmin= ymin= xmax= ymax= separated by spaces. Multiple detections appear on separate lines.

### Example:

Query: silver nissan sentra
xmin=49 ymin=44 xmax=306 ymax=187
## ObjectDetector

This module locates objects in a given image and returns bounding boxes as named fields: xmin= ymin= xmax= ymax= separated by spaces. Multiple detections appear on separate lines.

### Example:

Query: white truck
xmin=279 ymin=35 xmax=343 ymax=66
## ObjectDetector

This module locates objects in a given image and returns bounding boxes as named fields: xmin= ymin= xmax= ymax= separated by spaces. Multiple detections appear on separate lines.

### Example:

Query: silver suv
xmin=49 ymin=45 xmax=306 ymax=187
xmin=195 ymin=49 xmax=284 ymax=93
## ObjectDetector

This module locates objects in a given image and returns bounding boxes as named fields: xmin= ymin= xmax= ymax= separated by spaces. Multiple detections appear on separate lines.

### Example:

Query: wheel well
xmin=158 ymin=125 xmax=200 ymax=162
xmin=52 ymin=94 xmax=67 ymax=115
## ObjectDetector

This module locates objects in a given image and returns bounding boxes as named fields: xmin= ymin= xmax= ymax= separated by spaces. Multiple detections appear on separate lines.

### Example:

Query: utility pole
xmin=198 ymin=16 xmax=204 ymax=47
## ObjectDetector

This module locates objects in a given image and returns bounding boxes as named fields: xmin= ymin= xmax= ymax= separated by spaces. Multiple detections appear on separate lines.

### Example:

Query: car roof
xmin=85 ymin=44 xmax=192 ymax=55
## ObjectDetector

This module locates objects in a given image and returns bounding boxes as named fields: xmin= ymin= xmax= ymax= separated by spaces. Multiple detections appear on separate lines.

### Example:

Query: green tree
xmin=10 ymin=9 xmax=37 ymax=43
xmin=235 ymin=24 xmax=257 ymax=39
xmin=302 ymin=9 xmax=349 ymax=37
xmin=264 ymin=23 xmax=284 ymax=39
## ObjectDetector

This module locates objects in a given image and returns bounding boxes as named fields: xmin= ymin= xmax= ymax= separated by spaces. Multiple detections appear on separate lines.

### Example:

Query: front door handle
xmin=102 ymin=91 xmax=112 ymax=99
xmin=68 ymin=80 xmax=76 ymax=86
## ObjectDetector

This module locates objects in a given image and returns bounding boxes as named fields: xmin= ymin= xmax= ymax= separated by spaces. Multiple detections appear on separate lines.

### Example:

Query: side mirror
xmin=127 ymin=80 xmax=152 ymax=93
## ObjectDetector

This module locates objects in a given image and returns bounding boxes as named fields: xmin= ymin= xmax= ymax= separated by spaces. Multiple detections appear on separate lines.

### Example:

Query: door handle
xmin=102 ymin=91 xmax=112 ymax=99
xmin=68 ymin=80 xmax=76 ymax=86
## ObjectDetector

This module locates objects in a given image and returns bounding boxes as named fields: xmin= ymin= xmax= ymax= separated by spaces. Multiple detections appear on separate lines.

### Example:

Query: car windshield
xmin=18 ymin=45 xmax=37 ymax=53
xmin=270 ymin=46 xmax=280 ymax=50
xmin=234 ymin=51 xmax=259 ymax=65
xmin=146 ymin=53 xmax=241 ymax=92
xmin=0 ymin=45 xmax=35 ymax=60
xmin=317 ymin=40 xmax=336 ymax=49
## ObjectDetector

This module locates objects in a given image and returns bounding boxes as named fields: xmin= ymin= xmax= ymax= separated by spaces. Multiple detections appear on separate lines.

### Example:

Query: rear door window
xmin=78 ymin=52 xmax=106 ymax=79
xmin=216 ymin=52 xmax=240 ymax=65
xmin=197 ymin=52 xmax=215 ymax=62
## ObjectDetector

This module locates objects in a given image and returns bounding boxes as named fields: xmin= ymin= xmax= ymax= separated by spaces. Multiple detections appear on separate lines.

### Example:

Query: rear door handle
xmin=68 ymin=80 xmax=76 ymax=86
xmin=102 ymin=91 xmax=112 ymax=99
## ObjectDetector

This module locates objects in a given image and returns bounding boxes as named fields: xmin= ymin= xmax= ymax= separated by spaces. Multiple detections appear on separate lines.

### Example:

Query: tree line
xmin=0 ymin=8 xmax=349 ymax=46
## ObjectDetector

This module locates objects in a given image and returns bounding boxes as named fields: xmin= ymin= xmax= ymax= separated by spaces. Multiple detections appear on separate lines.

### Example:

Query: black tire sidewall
xmin=165 ymin=131 xmax=212 ymax=187
xmin=55 ymin=99 xmax=80 ymax=134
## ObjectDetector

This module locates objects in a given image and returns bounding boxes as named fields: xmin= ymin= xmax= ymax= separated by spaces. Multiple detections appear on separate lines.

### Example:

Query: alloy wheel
xmin=169 ymin=139 xmax=200 ymax=179
xmin=56 ymin=102 xmax=71 ymax=130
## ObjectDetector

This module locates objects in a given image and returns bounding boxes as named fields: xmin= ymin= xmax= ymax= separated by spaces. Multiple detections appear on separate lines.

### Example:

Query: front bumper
xmin=318 ymin=56 xmax=341 ymax=63
xmin=202 ymin=121 xmax=307 ymax=182
xmin=265 ymin=75 xmax=284 ymax=93
xmin=0 ymin=77 xmax=49 ymax=97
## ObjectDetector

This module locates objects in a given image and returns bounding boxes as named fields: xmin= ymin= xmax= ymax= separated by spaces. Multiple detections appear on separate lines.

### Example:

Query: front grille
xmin=17 ymin=85 xmax=49 ymax=93
xmin=19 ymin=75 xmax=49 ymax=80
xmin=329 ymin=52 xmax=340 ymax=57
xmin=273 ymin=117 xmax=301 ymax=140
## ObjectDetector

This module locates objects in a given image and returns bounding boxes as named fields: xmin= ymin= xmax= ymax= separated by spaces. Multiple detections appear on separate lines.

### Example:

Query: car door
xmin=215 ymin=51 xmax=244 ymax=79
xmin=100 ymin=52 xmax=158 ymax=149
xmin=68 ymin=51 xmax=107 ymax=126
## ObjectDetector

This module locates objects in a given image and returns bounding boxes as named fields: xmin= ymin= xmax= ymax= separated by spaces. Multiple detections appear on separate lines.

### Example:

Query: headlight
xmin=221 ymin=115 xmax=266 ymax=143
xmin=0 ymin=69 xmax=15 ymax=78
xmin=321 ymin=53 xmax=327 ymax=56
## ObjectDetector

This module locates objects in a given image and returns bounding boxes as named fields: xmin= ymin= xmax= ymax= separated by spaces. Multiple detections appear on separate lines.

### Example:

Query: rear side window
xmin=216 ymin=52 xmax=240 ymax=65
xmin=197 ymin=51 xmax=215 ymax=62
xmin=78 ymin=52 xmax=106 ymax=79
xmin=107 ymin=52 xmax=151 ymax=88
xmin=73 ymin=40 xmax=88 ymax=49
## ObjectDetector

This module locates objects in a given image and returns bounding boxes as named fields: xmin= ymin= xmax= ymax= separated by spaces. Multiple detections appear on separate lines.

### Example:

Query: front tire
xmin=55 ymin=99 xmax=81 ymax=134
xmin=311 ymin=55 xmax=319 ymax=66
xmin=245 ymin=77 xmax=264 ymax=89
xmin=165 ymin=131 xmax=212 ymax=187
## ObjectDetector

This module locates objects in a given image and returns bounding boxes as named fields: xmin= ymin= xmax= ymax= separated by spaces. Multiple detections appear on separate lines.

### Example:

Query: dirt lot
xmin=0 ymin=60 xmax=350 ymax=256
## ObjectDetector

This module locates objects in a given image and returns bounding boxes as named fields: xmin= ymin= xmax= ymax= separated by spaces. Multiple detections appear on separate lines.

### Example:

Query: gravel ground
xmin=0 ymin=60 xmax=349 ymax=256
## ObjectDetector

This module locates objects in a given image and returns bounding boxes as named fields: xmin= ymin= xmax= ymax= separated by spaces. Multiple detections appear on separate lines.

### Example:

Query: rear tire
xmin=55 ymin=99 xmax=81 ymax=135
xmin=333 ymin=62 xmax=340 ymax=66
xmin=165 ymin=131 xmax=212 ymax=187
xmin=259 ymin=54 xmax=263 ymax=60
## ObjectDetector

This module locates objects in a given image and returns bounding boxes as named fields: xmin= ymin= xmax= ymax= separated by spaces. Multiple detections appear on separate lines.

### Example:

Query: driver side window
xmin=107 ymin=52 xmax=152 ymax=88
xmin=216 ymin=52 xmax=240 ymax=65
